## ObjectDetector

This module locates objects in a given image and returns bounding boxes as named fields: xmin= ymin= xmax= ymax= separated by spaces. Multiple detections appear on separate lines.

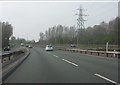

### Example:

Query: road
xmin=4 ymin=47 xmax=119 ymax=83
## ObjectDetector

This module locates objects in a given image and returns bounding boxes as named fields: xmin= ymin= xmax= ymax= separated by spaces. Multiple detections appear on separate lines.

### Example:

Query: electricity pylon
xmin=75 ymin=5 xmax=88 ymax=44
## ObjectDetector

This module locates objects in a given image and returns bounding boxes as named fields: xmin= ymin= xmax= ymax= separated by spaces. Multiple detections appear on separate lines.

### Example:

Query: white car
xmin=28 ymin=45 xmax=33 ymax=48
xmin=21 ymin=43 xmax=24 ymax=46
xmin=45 ymin=45 xmax=53 ymax=51
xmin=70 ymin=44 xmax=76 ymax=47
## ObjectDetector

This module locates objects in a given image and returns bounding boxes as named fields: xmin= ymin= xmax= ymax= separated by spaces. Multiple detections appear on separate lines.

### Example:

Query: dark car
xmin=3 ymin=46 xmax=10 ymax=51
xmin=25 ymin=44 xmax=29 ymax=47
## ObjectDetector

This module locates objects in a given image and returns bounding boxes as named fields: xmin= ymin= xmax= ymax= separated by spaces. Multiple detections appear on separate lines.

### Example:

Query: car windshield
xmin=47 ymin=45 xmax=52 ymax=47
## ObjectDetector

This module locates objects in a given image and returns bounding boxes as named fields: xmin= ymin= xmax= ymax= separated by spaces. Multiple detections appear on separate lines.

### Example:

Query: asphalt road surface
xmin=4 ymin=47 xmax=119 ymax=83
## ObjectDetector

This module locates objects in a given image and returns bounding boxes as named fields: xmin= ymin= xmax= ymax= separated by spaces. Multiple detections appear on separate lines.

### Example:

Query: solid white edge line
xmin=62 ymin=59 xmax=78 ymax=67
xmin=94 ymin=73 xmax=119 ymax=84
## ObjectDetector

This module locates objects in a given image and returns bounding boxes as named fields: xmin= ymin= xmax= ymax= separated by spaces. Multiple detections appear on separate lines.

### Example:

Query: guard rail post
xmin=106 ymin=53 xmax=108 ymax=57
xmin=97 ymin=52 xmax=99 ymax=56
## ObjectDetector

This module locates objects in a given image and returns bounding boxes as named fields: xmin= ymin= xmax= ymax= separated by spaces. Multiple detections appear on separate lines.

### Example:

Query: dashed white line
xmin=62 ymin=59 xmax=78 ymax=67
xmin=45 ymin=51 xmax=119 ymax=84
xmin=55 ymin=55 xmax=59 ymax=58
xmin=53 ymin=54 xmax=56 ymax=56
xmin=95 ymin=73 xmax=119 ymax=84
xmin=53 ymin=54 xmax=59 ymax=58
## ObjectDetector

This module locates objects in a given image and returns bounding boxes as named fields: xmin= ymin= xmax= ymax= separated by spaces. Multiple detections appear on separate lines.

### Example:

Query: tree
xmin=41 ymin=17 xmax=119 ymax=45
xmin=39 ymin=32 xmax=45 ymax=44
xmin=2 ymin=22 xmax=13 ymax=49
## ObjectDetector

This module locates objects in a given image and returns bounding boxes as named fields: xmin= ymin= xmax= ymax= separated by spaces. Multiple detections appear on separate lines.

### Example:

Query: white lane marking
xmin=53 ymin=54 xmax=56 ymax=56
xmin=55 ymin=55 xmax=59 ymax=58
xmin=95 ymin=73 xmax=119 ymax=84
xmin=53 ymin=54 xmax=59 ymax=58
xmin=62 ymin=59 xmax=78 ymax=67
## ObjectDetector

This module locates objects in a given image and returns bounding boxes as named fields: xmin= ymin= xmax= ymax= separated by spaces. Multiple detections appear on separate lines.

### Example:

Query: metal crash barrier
xmin=0 ymin=47 xmax=30 ymax=82
xmin=1 ymin=51 xmax=24 ymax=63
xmin=0 ymin=47 xmax=28 ymax=64
xmin=60 ymin=48 xmax=120 ymax=59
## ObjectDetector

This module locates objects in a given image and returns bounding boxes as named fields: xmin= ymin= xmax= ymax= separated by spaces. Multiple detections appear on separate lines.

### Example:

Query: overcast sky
xmin=1 ymin=1 xmax=118 ymax=41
